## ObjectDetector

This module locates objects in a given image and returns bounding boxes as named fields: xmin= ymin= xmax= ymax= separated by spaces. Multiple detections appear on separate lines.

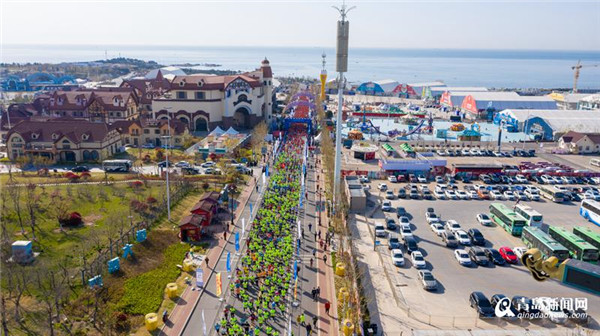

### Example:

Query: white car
xmin=461 ymin=148 xmax=471 ymax=156
xmin=454 ymin=249 xmax=472 ymax=266
xmin=445 ymin=189 xmax=457 ymax=200
xmin=513 ymin=246 xmax=528 ymax=260
xmin=382 ymin=201 xmax=393 ymax=212
xmin=535 ymin=297 xmax=568 ymax=324
xmin=524 ymin=189 xmax=540 ymax=201
xmin=476 ymin=213 xmax=492 ymax=226
xmin=391 ymin=249 xmax=405 ymax=267
xmin=434 ymin=190 xmax=445 ymax=199
xmin=385 ymin=190 xmax=395 ymax=199
xmin=398 ymin=216 xmax=411 ymax=228
xmin=201 ymin=161 xmax=216 ymax=168
xmin=411 ymin=251 xmax=426 ymax=269
xmin=400 ymin=227 xmax=413 ymax=239
xmin=455 ymin=230 xmax=471 ymax=245
xmin=378 ymin=183 xmax=388 ymax=191
xmin=470 ymin=148 xmax=481 ymax=156
xmin=552 ymin=176 xmax=563 ymax=184
xmin=456 ymin=190 xmax=469 ymax=200
xmin=175 ymin=161 xmax=190 ymax=168
xmin=375 ymin=224 xmax=387 ymax=238
xmin=503 ymin=191 xmax=515 ymax=201
xmin=515 ymin=175 xmax=529 ymax=183
xmin=417 ymin=176 xmax=428 ymax=183
xmin=359 ymin=175 xmax=370 ymax=183
xmin=419 ymin=184 xmax=430 ymax=192
xmin=430 ymin=223 xmax=445 ymax=236
xmin=425 ymin=212 xmax=440 ymax=224
xmin=444 ymin=220 xmax=462 ymax=232
xmin=468 ymin=190 xmax=480 ymax=200
xmin=388 ymin=175 xmax=398 ymax=183
xmin=490 ymin=190 xmax=503 ymax=200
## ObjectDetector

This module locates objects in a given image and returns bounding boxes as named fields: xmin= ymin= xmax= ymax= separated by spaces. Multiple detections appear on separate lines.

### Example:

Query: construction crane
xmin=572 ymin=60 xmax=600 ymax=93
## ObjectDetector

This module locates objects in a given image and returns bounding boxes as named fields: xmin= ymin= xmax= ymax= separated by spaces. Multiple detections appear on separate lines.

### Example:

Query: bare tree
xmin=50 ymin=188 xmax=71 ymax=231
xmin=6 ymin=180 xmax=26 ymax=236
xmin=5 ymin=265 xmax=30 ymax=323
xmin=35 ymin=269 xmax=56 ymax=336
xmin=24 ymin=184 xmax=41 ymax=241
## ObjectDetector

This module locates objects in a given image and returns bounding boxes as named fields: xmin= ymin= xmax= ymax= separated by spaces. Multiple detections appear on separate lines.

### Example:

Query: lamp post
xmin=161 ymin=106 xmax=173 ymax=220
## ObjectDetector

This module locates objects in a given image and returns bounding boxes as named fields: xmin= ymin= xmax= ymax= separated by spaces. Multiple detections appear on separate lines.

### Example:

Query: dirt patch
xmin=83 ymin=214 xmax=103 ymax=226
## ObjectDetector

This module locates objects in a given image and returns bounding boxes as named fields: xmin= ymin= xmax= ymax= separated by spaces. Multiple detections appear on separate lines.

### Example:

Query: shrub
xmin=117 ymin=243 xmax=188 ymax=315
xmin=129 ymin=181 xmax=143 ymax=188
xmin=146 ymin=196 xmax=157 ymax=204
xmin=59 ymin=211 xmax=83 ymax=227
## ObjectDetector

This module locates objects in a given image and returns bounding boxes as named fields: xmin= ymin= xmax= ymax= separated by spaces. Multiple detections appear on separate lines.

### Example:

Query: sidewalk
xmin=315 ymin=154 xmax=340 ymax=335
xmin=161 ymin=176 xmax=259 ymax=336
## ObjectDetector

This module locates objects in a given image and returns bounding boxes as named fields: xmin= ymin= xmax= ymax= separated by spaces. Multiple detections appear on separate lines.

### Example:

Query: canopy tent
xmin=209 ymin=126 xmax=225 ymax=137
xmin=224 ymin=127 xmax=239 ymax=135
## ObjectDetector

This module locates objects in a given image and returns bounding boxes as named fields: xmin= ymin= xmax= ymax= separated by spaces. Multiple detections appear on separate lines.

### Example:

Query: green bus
xmin=548 ymin=226 xmax=599 ymax=263
xmin=573 ymin=226 xmax=600 ymax=251
xmin=522 ymin=226 xmax=570 ymax=262
xmin=489 ymin=203 xmax=527 ymax=236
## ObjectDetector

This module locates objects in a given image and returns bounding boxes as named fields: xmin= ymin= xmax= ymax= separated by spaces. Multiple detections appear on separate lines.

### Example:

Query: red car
xmin=498 ymin=247 xmax=518 ymax=264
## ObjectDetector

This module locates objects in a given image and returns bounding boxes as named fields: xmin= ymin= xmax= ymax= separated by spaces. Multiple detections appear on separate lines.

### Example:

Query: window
xmin=177 ymin=91 xmax=186 ymax=99
xmin=195 ymin=92 xmax=205 ymax=100
xmin=117 ymin=112 xmax=122 ymax=117
xmin=144 ymin=129 xmax=150 ymax=134
xmin=155 ymin=129 xmax=160 ymax=134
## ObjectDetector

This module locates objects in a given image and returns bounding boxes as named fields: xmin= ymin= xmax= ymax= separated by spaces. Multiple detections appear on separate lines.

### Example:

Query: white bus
xmin=580 ymin=199 xmax=600 ymax=227
xmin=514 ymin=204 xmax=543 ymax=228
xmin=539 ymin=185 xmax=564 ymax=203
xmin=590 ymin=158 xmax=600 ymax=168
xmin=102 ymin=159 xmax=133 ymax=173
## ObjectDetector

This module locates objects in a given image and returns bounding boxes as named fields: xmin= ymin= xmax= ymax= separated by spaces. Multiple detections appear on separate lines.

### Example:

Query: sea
xmin=3 ymin=45 xmax=600 ymax=89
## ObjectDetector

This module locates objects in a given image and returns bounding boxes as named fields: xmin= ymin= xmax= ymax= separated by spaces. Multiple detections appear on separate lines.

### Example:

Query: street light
xmin=161 ymin=106 xmax=173 ymax=220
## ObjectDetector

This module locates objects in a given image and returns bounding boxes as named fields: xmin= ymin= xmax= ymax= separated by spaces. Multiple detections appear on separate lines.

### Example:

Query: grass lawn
xmin=0 ymin=171 xmax=139 ymax=185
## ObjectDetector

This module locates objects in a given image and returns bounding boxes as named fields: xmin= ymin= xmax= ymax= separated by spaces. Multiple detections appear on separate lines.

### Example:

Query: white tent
xmin=209 ymin=126 xmax=225 ymax=136
xmin=224 ymin=127 xmax=240 ymax=135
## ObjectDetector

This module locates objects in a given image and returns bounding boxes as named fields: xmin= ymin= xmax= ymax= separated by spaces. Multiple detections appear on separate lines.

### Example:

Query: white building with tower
xmin=152 ymin=59 xmax=274 ymax=131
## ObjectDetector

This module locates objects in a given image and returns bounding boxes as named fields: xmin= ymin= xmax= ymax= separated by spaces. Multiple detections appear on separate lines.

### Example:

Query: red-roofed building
xmin=179 ymin=214 xmax=207 ymax=242
xmin=558 ymin=131 xmax=600 ymax=154
xmin=178 ymin=191 xmax=222 ymax=242
xmin=152 ymin=59 xmax=274 ymax=131
xmin=46 ymin=88 xmax=139 ymax=123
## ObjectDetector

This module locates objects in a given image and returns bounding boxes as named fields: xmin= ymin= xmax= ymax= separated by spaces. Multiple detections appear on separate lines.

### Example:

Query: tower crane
xmin=572 ymin=60 xmax=600 ymax=93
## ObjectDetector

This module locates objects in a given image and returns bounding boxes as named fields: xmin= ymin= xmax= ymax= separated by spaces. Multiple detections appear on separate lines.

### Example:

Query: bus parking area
xmin=353 ymin=177 xmax=600 ymax=333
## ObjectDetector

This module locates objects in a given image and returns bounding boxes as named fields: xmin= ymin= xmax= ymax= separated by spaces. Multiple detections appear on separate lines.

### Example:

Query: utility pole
xmin=332 ymin=1 xmax=354 ymax=208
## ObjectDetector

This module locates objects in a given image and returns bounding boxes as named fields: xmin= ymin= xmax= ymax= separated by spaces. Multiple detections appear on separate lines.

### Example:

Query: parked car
xmin=499 ymin=246 xmax=518 ymax=264
xmin=71 ymin=165 xmax=90 ymax=172
xmin=484 ymin=248 xmax=506 ymax=265
xmin=503 ymin=190 xmax=515 ymax=201
xmin=385 ymin=190 xmax=395 ymax=200
xmin=536 ymin=297 xmax=568 ymax=324
xmin=467 ymin=228 xmax=486 ymax=246
xmin=391 ymin=248 xmax=405 ymax=266
xmin=359 ymin=175 xmax=370 ymax=183
xmin=469 ymin=292 xmax=495 ymax=318
xmin=524 ymin=189 xmax=540 ymax=201
xmin=434 ymin=189 xmax=445 ymax=199
xmin=397 ymin=189 xmax=407 ymax=199
xmin=445 ymin=189 xmax=458 ymax=200
xmin=422 ymin=190 xmax=433 ymax=200
xmin=435 ymin=176 xmax=445 ymax=183
xmin=410 ymin=251 xmax=426 ymax=269
xmin=396 ymin=207 xmax=407 ymax=218
xmin=512 ymin=296 xmax=542 ymax=319
xmin=388 ymin=236 xmax=402 ymax=250
xmin=454 ymin=249 xmax=472 ymax=266
xmin=141 ymin=143 xmax=155 ymax=149
xmin=456 ymin=190 xmax=469 ymax=200
xmin=444 ymin=220 xmax=461 ymax=232
xmin=382 ymin=201 xmax=393 ymax=212
xmin=403 ymin=236 xmax=419 ymax=253
xmin=409 ymin=190 xmax=420 ymax=199
xmin=430 ymin=223 xmax=445 ymax=236
xmin=386 ymin=217 xmax=397 ymax=230
xmin=490 ymin=190 xmax=503 ymax=200
xmin=455 ymin=230 xmax=471 ymax=245
xmin=425 ymin=212 xmax=440 ymax=224
xmin=418 ymin=270 xmax=438 ymax=291
xmin=378 ymin=183 xmax=388 ymax=191
xmin=175 ymin=161 xmax=190 ymax=168
xmin=468 ymin=247 xmax=489 ymax=266
xmin=375 ymin=224 xmax=387 ymax=238
xmin=201 ymin=161 xmax=216 ymax=168
xmin=468 ymin=190 xmax=480 ymax=199
xmin=491 ymin=294 xmax=519 ymax=319
xmin=398 ymin=216 xmax=410 ymax=228
xmin=442 ymin=230 xmax=459 ymax=248
xmin=388 ymin=175 xmax=398 ymax=183
xmin=158 ymin=160 xmax=172 ymax=168
xmin=513 ymin=246 xmax=528 ymax=260
xmin=400 ymin=226 xmax=413 ymax=239
xmin=476 ymin=213 xmax=492 ymax=226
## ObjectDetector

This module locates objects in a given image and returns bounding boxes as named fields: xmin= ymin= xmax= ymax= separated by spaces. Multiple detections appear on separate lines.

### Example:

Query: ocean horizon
xmin=3 ymin=44 xmax=600 ymax=89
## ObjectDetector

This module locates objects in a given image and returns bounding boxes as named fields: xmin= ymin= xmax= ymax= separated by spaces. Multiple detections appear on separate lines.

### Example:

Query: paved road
xmin=180 ymin=168 xmax=268 ymax=336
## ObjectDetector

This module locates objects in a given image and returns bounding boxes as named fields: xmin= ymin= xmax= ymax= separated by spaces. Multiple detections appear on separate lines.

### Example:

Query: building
xmin=121 ymin=70 xmax=172 ymax=111
xmin=379 ymin=151 xmax=447 ymax=177
xmin=440 ymin=91 xmax=557 ymax=119
xmin=558 ymin=131 xmax=600 ymax=154
xmin=6 ymin=119 xmax=122 ymax=162
xmin=579 ymin=94 xmax=600 ymax=110
xmin=111 ymin=117 xmax=189 ymax=148
xmin=179 ymin=191 xmax=222 ymax=242
xmin=145 ymin=66 xmax=186 ymax=80
xmin=344 ymin=176 xmax=366 ymax=212
xmin=46 ymin=88 xmax=140 ymax=122
xmin=355 ymin=80 xmax=399 ymax=95
xmin=152 ymin=59 xmax=274 ymax=131
xmin=430 ymin=86 xmax=488 ymax=98
xmin=408 ymin=81 xmax=446 ymax=98
xmin=494 ymin=109 xmax=600 ymax=140
xmin=548 ymin=92 xmax=592 ymax=110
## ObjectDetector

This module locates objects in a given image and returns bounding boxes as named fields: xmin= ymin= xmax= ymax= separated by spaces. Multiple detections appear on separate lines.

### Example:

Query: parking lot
xmin=357 ymin=178 xmax=600 ymax=331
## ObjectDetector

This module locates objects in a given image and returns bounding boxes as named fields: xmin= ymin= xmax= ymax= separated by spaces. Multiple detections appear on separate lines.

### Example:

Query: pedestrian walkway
xmin=161 ymin=175 xmax=264 ymax=336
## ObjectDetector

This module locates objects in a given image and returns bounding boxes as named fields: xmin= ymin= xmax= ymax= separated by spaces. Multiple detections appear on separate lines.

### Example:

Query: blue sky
xmin=2 ymin=0 xmax=599 ymax=50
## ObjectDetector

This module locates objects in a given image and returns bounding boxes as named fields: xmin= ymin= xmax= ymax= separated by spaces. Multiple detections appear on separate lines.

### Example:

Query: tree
xmin=50 ymin=188 xmax=70 ymax=231
xmin=6 ymin=180 xmax=26 ymax=236
xmin=251 ymin=121 xmax=268 ymax=159
xmin=4 ymin=264 xmax=30 ymax=323
xmin=24 ymin=184 xmax=41 ymax=241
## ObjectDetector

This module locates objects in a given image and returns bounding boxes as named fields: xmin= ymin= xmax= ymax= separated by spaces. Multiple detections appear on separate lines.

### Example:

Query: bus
xmin=539 ymin=185 xmax=564 ymax=203
xmin=102 ymin=159 xmax=133 ymax=173
xmin=548 ymin=226 xmax=599 ymax=263
xmin=521 ymin=226 xmax=570 ymax=262
xmin=489 ymin=203 xmax=527 ymax=236
xmin=573 ymin=226 xmax=600 ymax=251
xmin=580 ymin=199 xmax=600 ymax=227
xmin=590 ymin=158 xmax=600 ymax=168
xmin=514 ymin=204 xmax=543 ymax=228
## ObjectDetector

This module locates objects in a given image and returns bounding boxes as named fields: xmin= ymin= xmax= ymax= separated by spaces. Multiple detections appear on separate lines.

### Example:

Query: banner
xmin=249 ymin=202 xmax=253 ymax=214
xmin=294 ymin=278 xmax=298 ymax=300
xmin=216 ymin=272 xmax=222 ymax=297
xmin=235 ymin=232 xmax=240 ymax=252
xmin=242 ymin=218 xmax=246 ymax=237
xmin=202 ymin=309 xmax=207 ymax=336
xmin=226 ymin=252 xmax=231 ymax=273
xmin=196 ymin=269 xmax=204 ymax=288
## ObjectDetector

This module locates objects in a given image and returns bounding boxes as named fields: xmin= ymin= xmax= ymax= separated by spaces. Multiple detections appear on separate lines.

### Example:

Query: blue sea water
xmin=3 ymin=45 xmax=600 ymax=89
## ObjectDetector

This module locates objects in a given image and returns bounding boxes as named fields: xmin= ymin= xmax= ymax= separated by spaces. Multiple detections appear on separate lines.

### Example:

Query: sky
xmin=1 ymin=0 xmax=599 ymax=50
